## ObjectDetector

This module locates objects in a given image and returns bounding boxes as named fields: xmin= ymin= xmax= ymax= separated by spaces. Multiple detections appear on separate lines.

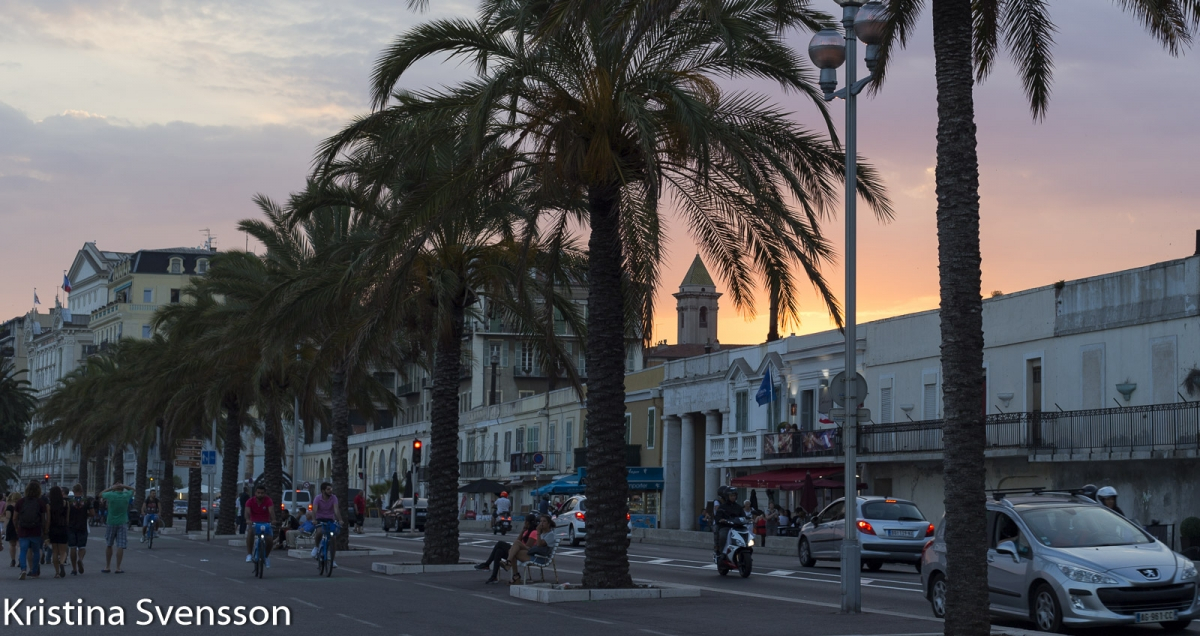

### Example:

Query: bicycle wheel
xmin=254 ymin=538 xmax=264 ymax=579
xmin=324 ymin=545 xmax=333 ymax=578
xmin=147 ymin=526 xmax=154 ymax=550
xmin=317 ymin=540 xmax=327 ymax=576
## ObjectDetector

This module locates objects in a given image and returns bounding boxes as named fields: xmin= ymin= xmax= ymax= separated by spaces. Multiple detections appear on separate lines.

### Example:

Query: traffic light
xmin=412 ymin=439 xmax=423 ymax=465
xmin=43 ymin=474 xmax=50 ymax=484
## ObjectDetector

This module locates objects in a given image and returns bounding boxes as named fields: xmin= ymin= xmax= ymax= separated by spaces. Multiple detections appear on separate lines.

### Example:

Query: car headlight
xmin=1053 ymin=561 xmax=1119 ymax=585
xmin=747 ymin=539 xmax=755 ymax=547
xmin=1180 ymin=559 xmax=1197 ymax=581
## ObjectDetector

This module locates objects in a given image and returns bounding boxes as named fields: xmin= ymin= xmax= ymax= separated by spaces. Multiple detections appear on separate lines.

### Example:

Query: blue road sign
xmin=532 ymin=452 xmax=545 ymax=466
xmin=201 ymin=450 xmax=217 ymax=466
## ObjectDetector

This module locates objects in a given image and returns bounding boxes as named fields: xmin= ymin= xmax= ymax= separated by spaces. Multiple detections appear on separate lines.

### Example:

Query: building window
xmin=115 ymin=289 xmax=129 ymax=303
xmin=141 ymin=325 xmax=151 ymax=338
xmin=143 ymin=288 xmax=153 ymax=303
xmin=196 ymin=259 xmax=209 ymax=274
xmin=922 ymin=375 xmax=939 ymax=420
xmin=521 ymin=342 xmax=534 ymax=371
xmin=548 ymin=422 xmax=557 ymax=454
xmin=646 ymin=407 xmax=656 ymax=449
xmin=170 ymin=289 xmax=180 ymax=304
xmin=879 ymin=386 xmax=894 ymax=423
xmin=503 ymin=431 xmax=512 ymax=458
xmin=527 ymin=426 xmax=539 ymax=452
xmin=800 ymin=389 xmax=814 ymax=430
xmin=565 ymin=420 xmax=574 ymax=467
xmin=699 ymin=306 xmax=708 ymax=328
xmin=518 ymin=390 xmax=535 ymax=399
xmin=459 ymin=391 xmax=472 ymax=413
xmin=771 ymin=384 xmax=782 ymax=426
xmin=515 ymin=427 xmax=525 ymax=454
xmin=493 ymin=432 xmax=498 ymax=461
xmin=624 ymin=413 xmax=632 ymax=444
xmin=735 ymin=391 xmax=749 ymax=432
xmin=168 ymin=258 xmax=183 ymax=274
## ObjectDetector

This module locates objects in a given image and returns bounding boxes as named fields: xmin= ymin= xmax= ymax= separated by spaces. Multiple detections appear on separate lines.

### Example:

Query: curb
xmin=286 ymin=548 xmax=395 ymax=558
xmin=371 ymin=562 xmax=480 ymax=575
xmin=509 ymin=582 xmax=701 ymax=604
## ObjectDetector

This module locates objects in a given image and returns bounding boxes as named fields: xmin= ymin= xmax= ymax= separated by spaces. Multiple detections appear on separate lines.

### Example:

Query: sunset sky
xmin=2 ymin=1 xmax=1198 ymax=346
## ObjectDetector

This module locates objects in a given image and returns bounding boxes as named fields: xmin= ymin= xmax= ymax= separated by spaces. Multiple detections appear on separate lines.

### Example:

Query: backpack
xmin=18 ymin=498 xmax=43 ymax=530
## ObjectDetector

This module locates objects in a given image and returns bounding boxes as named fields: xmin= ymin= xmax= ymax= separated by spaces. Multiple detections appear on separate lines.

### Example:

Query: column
xmin=680 ymin=413 xmax=696 ymax=531
xmin=662 ymin=415 xmax=682 ymax=529
xmin=703 ymin=410 xmax=721 ymax=512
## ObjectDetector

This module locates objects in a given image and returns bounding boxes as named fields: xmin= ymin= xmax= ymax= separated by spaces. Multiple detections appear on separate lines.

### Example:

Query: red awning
xmin=731 ymin=466 xmax=845 ymax=490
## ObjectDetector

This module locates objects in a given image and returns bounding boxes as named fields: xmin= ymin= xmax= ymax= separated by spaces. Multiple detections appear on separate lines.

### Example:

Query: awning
xmin=731 ymin=466 xmax=846 ymax=490
xmin=532 ymin=474 xmax=583 ymax=496
xmin=562 ymin=467 xmax=665 ymax=494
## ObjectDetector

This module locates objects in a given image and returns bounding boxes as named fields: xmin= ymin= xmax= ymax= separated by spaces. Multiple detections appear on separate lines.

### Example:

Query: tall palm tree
xmin=355 ymin=0 xmax=891 ymax=587
xmin=0 ymin=358 xmax=36 ymax=486
xmin=870 ymin=1 xmax=1199 ymax=632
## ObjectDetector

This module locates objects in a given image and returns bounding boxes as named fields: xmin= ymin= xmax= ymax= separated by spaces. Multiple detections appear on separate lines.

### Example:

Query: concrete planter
xmin=371 ymin=562 xmax=480 ymax=575
xmin=286 ymin=547 xmax=395 ymax=559
xmin=509 ymin=583 xmax=700 ymax=604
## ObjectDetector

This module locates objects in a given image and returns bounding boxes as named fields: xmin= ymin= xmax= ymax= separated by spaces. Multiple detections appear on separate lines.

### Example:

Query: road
xmin=3 ymin=529 xmax=1195 ymax=635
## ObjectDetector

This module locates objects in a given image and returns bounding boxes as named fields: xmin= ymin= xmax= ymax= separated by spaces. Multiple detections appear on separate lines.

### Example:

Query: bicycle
xmin=144 ymin=514 xmax=158 ymax=549
xmin=315 ymin=521 xmax=338 ymax=577
xmin=250 ymin=522 xmax=271 ymax=579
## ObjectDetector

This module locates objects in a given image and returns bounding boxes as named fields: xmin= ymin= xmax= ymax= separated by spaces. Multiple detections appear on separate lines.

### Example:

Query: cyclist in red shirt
xmin=243 ymin=485 xmax=277 ymax=567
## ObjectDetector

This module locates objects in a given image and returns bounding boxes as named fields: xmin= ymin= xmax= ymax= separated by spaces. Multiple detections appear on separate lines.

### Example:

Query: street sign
xmin=176 ymin=459 xmax=201 ymax=468
xmin=201 ymin=450 xmax=217 ymax=474
xmin=830 ymin=371 xmax=868 ymax=408
xmin=532 ymin=452 xmax=545 ymax=467
xmin=829 ymin=408 xmax=871 ymax=422
xmin=176 ymin=439 xmax=203 ymax=467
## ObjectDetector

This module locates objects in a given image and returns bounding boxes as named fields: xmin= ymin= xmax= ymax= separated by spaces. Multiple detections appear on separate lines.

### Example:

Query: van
xmin=281 ymin=489 xmax=313 ymax=514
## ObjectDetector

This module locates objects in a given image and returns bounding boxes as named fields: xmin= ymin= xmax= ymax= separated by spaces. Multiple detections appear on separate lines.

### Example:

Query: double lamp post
xmin=807 ymin=0 xmax=888 ymax=615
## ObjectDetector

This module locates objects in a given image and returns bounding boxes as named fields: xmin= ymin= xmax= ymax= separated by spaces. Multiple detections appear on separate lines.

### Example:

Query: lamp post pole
xmin=808 ymin=0 xmax=887 ymax=615
xmin=292 ymin=344 xmax=302 ymax=515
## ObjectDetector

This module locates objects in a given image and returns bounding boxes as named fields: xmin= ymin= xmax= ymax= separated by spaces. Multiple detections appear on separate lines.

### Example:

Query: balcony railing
xmin=509 ymin=451 xmax=561 ymax=474
xmin=461 ymin=460 xmax=500 ymax=479
xmin=707 ymin=432 xmax=763 ymax=461
xmin=1031 ymin=401 xmax=1200 ymax=454
xmin=762 ymin=429 xmax=841 ymax=460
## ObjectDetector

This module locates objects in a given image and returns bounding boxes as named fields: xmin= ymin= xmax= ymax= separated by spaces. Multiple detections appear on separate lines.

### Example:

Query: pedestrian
xmin=353 ymin=490 xmax=366 ymax=534
xmin=236 ymin=488 xmax=250 ymax=535
xmin=47 ymin=486 xmax=70 ymax=578
xmin=100 ymin=483 xmax=134 ymax=574
xmin=538 ymin=495 xmax=550 ymax=515
xmin=764 ymin=501 xmax=780 ymax=544
xmin=67 ymin=484 xmax=91 ymax=575
xmin=4 ymin=492 xmax=18 ymax=567
xmin=15 ymin=480 xmax=49 ymax=580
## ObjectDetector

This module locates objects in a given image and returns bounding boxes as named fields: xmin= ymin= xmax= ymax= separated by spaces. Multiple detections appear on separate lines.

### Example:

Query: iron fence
xmin=1031 ymin=401 xmax=1200 ymax=453
xmin=461 ymin=460 xmax=500 ymax=479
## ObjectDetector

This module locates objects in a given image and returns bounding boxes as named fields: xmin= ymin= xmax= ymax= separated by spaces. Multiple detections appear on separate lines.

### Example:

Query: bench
xmin=519 ymin=541 xmax=559 ymax=585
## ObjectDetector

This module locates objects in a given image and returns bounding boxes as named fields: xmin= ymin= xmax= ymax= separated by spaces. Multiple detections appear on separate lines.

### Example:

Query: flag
xmin=62 ymin=274 xmax=72 ymax=293
xmin=756 ymin=367 xmax=774 ymax=406
xmin=33 ymin=290 xmax=40 ymax=305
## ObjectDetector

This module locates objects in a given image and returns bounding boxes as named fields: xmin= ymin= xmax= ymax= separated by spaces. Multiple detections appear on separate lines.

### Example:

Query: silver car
xmin=920 ymin=491 xmax=1198 ymax=633
xmin=798 ymin=496 xmax=934 ymax=572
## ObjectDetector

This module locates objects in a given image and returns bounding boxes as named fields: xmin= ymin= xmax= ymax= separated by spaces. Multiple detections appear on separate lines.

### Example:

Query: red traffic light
xmin=413 ymin=440 xmax=422 ymax=449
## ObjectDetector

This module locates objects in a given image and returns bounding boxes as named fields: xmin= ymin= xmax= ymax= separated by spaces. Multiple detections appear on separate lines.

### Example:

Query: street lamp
xmin=808 ymin=0 xmax=887 ymax=616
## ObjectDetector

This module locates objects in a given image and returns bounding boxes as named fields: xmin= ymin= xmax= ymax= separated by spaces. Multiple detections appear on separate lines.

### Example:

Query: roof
xmin=680 ymin=254 xmax=715 ymax=287
xmin=129 ymin=248 xmax=215 ymax=275
xmin=646 ymin=342 xmax=751 ymax=362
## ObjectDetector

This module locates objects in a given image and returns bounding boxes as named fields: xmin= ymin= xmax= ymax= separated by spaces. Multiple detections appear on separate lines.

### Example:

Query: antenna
xmin=199 ymin=228 xmax=216 ymax=252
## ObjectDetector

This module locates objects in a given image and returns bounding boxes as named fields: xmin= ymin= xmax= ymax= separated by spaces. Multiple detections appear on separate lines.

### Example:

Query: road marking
xmin=767 ymin=569 xmax=793 ymax=576
xmin=647 ymin=558 xmax=674 ymax=565
xmin=290 ymin=597 xmax=321 ymax=609
xmin=338 ymin=613 xmax=381 ymax=628
xmin=224 ymin=577 xmax=245 ymax=585
xmin=472 ymin=594 xmax=522 ymax=606
xmin=681 ymin=584 xmax=938 ymax=622
xmin=641 ymin=630 xmax=678 ymax=636
xmin=547 ymin=611 xmax=612 ymax=624
xmin=338 ymin=566 xmax=363 ymax=573
xmin=409 ymin=581 xmax=455 ymax=592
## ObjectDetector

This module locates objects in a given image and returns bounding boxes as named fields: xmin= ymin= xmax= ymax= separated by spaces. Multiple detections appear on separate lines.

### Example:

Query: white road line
xmin=338 ymin=566 xmax=363 ymax=573
xmin=640 ymin=630 xmax=678 ymax=636
xmin=224 ymin=577 xmax=245 ymax=585
xmin=290 ymin=597 xmax=321 ymax=609
xmin=338 ymin=613 xmax=381 ymax=628
xmin=547 ymin=611 xmax=612 ymax=624
xmin=471 ymin=594 xmax=522 ymax=606
xmin=682 ymin=584 xmax=939 ymax=622
xmin=646 ymin=558 xmax=674 ymax=565
xmin=409 ymin=581 xmax=456 ymax=592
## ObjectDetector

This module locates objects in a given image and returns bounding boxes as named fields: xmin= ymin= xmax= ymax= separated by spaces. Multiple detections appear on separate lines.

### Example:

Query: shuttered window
xmin=922 ymin=382 xmax=938 ymax=420
xmin=735 ymin=391 xmax=749 ymax=431
xmin=880 ymin=386 xmax=894 ymax=423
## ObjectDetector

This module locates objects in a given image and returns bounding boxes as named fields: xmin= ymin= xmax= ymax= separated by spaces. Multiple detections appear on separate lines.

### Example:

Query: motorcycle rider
xmin=493 ymin=491 xmax=512 ymax=531
xmin=713 ymin=486 xmax=743 ymax=558
xmin=1096 ymin=486 xmax=1124 ymax=515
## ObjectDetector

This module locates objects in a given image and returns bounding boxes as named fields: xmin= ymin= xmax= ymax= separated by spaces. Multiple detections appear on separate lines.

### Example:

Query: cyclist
xmin=243 ymin=485 xmax=276 ymax=568
xmin=140 ymin=490 xmax=162 ymax=544
xmin=310 ymin=482 xmax=343 ymax=567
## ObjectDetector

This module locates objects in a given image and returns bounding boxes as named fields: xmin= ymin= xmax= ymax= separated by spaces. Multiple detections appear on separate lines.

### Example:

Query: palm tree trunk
xmin=111 ymin=444 xmax=125 ymax=486
xmin=134 ymin=442 xmax=149 ymax=512
xmin=330 ymin=363 xmax=352 ymax=550
xmin=263 ymin=402 xmax=284 ymax=516
xmin=217 ymin=399 xmax=243 ymax=535
xmin=186 ymin=466 xmax=203 ymax=531
xmin=92 ymin=448 xmax=107 ymax=492
xmin=160 ymin=437 xmax=176 ymax=528
xmin=76 ymin=446 xmax=88 ymax=493
xmin=581 ymin=182 xmax=633 ymax=589
xmin=767 ymin=278 xmax=781 ymax=342
xmin=424 ymin=304 xmax=463 ymax=565
xmin=932 ymin=1 xmax=989 ymax=634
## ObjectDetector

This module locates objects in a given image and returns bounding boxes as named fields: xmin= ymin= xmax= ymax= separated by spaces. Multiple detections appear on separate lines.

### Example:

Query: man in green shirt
xmin=100 ymin=483 xmax=134 ymax=573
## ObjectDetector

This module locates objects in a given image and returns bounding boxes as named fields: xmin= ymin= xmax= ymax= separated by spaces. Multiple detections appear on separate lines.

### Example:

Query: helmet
xmin=717 ymin=486 xmax=729 ymax=500
xmin=500 ymin=491 xmax=508 ymax=498
xmin=1097 ymin=486 xmax=1118 ymax=498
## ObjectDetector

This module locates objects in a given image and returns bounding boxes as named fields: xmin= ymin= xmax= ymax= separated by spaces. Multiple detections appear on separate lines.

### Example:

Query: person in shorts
xmin=243 ymin=485 xmax=276 ymax=567
xmin=100 ymin=483 xmax=134 ymax=573
xmin=67 ymin=484 xmax=91 ymax=575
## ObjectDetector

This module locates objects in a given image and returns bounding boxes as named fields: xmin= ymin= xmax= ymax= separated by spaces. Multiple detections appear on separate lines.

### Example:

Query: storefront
xmin=537 ymin=467 xmax=665 ymax=528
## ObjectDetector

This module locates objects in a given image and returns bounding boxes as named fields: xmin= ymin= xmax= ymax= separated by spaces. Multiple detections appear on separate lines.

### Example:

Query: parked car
xmin=171 ymin=499 xmax=209 ymax=519
xmin=798 ymin=496 xmax=933 ymax=572
xmin=382 ymin=498 xmax=427 ymax=532
xmin=921 ymin=490 xmax=1197 ymax=633
xmin=281 ymin=489 xmax=313 ymax=514
xmin=552 ymin=495 xmax=632 ymax=546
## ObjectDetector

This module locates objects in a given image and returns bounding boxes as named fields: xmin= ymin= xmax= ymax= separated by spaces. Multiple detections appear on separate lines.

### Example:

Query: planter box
xmin=509 ymin=583 xmax=700 ymax=604
xmin=371 ymin=562 xmax=480 ymax=575
xmin=286 ymin=547 xmax=395 ymax=559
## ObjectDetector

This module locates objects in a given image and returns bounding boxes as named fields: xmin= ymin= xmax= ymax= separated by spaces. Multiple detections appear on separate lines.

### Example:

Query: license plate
xmin=1135 ymin=610 xmax=1177 ymax=623
xmin=886 ymin=529 xmax=915 ymax=538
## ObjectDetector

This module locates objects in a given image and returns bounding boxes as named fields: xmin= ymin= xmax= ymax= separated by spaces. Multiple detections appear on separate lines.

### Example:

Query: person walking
xmin=100 ymin=483 xmax=134 ymax=574
xmin=353 ymin=490 xmax=366 ymax=535
xmin=47 ymin=486 xmax=70 ymax=578
xmin=15 ymin=481 xmax=49 ymax=580
xmin=67 ymin=484 xmax=91 ymax=575
xmin=4 ymin=492 xmax=18 ymax=568
xmin=764 ymin=501 xmax=780 ymax=545
xmin=236 ymin=488 xmax=250 ymax=535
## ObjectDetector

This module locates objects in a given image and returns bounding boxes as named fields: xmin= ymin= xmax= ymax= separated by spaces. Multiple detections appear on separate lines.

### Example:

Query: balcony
xmin=461 ymin=460 xmax=500 ymax=479
xmin=512 ymin=365 xmax=545 ymax=378
xmin=707 ymin=432 xmax=763 ymax=461
xmin=572 ymin=445 xmax=642 ymax=468
xmin=509 ymin=451 xmax=561 ymax=474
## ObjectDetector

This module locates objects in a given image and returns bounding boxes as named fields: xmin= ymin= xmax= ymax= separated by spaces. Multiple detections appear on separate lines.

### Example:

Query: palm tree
xmin=868 ymin=1 xmax=1199 ymax=631
xmin=0 ymin=358 xmax=36 ymax=487
xmin=354 ymin=0 xmax=891 ymax=587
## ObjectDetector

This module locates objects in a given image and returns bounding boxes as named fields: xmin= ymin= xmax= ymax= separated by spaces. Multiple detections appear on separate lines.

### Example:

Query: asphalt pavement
xmin=1 ymin=528 xmax=1196 ymax=635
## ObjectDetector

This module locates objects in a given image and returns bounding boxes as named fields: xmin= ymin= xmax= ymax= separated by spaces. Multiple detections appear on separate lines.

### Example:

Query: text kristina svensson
xmin=4 ymin=598 xmax=291 ymax=627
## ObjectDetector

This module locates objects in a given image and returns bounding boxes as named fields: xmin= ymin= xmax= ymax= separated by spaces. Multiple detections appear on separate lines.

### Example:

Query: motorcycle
xmin=715 ymin=517 xmax=754 ymax=578
xmin=493 ymin=511 xmax=512 ymax=535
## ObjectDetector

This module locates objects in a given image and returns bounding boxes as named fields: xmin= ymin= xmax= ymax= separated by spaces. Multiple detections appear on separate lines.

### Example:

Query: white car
xmin=281 ymin=489 xmax=312 ymax=515
xmin=552 ymin=496 xmax=632 ymax=546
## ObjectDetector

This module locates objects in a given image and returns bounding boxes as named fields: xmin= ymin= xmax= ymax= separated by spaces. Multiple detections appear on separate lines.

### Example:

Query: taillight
xmin=626 ymin=514 xmax=631 ymax=521
xmin=574 ymin=512 xmax=585 ymax=520
xmin=926 ymin=523 xmax=935 ymax=537
xmin=308 ymin=504 xmax=312 ymax=511
xmin=857 ymin=520 xmax=876 ymax=535
xmin=921 ymin=539 xmax=934 ymax=558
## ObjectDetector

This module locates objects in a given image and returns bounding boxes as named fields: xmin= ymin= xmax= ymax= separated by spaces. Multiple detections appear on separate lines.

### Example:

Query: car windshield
xmin=861 ymin=501 xmax=925 ymax=522
xmin=1018 ymin=505 xmax=1151 ymax=548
